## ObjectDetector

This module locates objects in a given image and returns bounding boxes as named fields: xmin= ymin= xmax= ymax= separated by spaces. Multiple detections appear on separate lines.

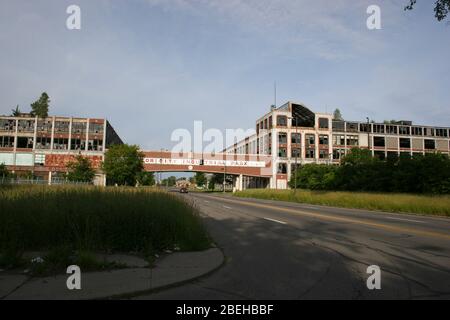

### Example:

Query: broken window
xmin=17 ymin=137 xmax=33 ymax=149
xmin=72 ymin=122 xmax=87 ymax=134
xmin=34 ymin=154 xmax=45 ymax=166
xmin=399 ymin=126 xmax=410 ymax=135
xmin=291 ymin=148 xmax=301 ymax=158
xmin=277 ymin=163 xmax=287 ymax=174
xmin=71 ymin=138 xmax=86 ymax=151
xmin=88 ymin=139 xmax=103 ymax=151
xmin=332 ymin=120 xmax=345 ymax=132
xmin=89 ymin=123 xmax=104 ymax=134
xmin=359 ymin=123 xmax=371 ymax=133
xmin=277 ymin=116 xmax=287 ymax=127
xmin=318 ymin=118 xmax=329 ymax=129
xmin=0 ymin=136 xmax=14 ymax=148
xmin=424 ymin=128 xmax=434 ymax=137
xmin=333 ymin=135 xmax=345 ymax=146
xmin=346 ymin=122 xmax=359 ymax=132
xmin=54 ymin=121 xmax=70 ymax=133
xmin=412 ymin=127 xmax=423 ymax=136
xmin=36 ymin=137 xmax=51 ymax=149
xmin=424 ymin=139 xmax=435 ymax=150
xmin=399 ymin=138 xmax=411 ymax=149
xmin=436 ymin=128 xmax=448 ymax=137
xmin=37 ymin=119 xmax=52 ymax=133
xmin=305 ymin=134 xmax=315 ymax=146
xmin=346 ymin=135 xmax=359 ymax=146
xmin=373 ymin=124 xmax=385 ymax=134
xmin=373 ymin=136 xmax=385 ymax=147
xmin=319 ymin=135 xmax=329 ymax=145
xmin=278 ymin=147 xmax=287 ymax=158
xmin=305 ymin=149 xmax=315 ymax=159
xmin=291 ymin=133 xmax=301 ymax=144
xmin=53 ymin=138 xmax=68 ymax=150
xmin=319 ymin=149 xmax=329 ymax=159
xmin=0 ymin=119 xmax=16 ymax=132
xmin=278 ymin=133 xmax=287 ymax=144
xmin=333 ymin=149 xmax=345 ymax=160
xmin=18 ymin=120 xmax=35 ymax=133
xmin=386 ymin=125 xmax=398 ymax=134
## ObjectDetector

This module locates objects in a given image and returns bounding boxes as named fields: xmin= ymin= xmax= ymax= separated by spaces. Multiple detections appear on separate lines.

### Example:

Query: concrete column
xmin=48 ymin=171 xmax=52 ymax=185
xmin=239 ymin=174 xmax=243 ymax=191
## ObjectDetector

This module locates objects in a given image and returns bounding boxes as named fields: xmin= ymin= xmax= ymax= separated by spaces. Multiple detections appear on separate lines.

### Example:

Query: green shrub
xmin=0 ymin=186 xmax=211 ymax=270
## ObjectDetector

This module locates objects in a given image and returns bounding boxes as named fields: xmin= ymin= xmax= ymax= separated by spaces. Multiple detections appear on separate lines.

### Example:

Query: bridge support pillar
xmin=233 ymin=174 xmax=244 ymax=192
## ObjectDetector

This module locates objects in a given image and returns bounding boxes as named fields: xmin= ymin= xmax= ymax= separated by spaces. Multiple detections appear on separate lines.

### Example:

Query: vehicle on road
xmin=179 ymin=187 xmax=188 ymax=193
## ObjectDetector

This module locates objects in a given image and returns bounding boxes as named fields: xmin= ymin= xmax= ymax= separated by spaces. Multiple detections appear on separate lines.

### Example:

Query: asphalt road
xmin=136 ymin=192 xmax=450 ymax=300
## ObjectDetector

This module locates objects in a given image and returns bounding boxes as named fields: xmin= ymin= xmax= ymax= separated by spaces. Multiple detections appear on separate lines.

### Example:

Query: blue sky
xmin=1 ymin=0 xmax=449 ymax=153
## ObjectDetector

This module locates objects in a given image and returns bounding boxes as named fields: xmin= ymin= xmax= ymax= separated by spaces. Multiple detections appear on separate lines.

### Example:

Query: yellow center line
xmin=198 ymin=194 xmax=450 ymax=241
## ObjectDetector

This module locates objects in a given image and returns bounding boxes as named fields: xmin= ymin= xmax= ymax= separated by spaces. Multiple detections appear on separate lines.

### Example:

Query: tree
xmin=136 ymin=172 xmax=155 ymax=186
xmin=405 ymin=0 xmax=450 ymax=21
xmin=290 ymin=164 xmax=337 ymax=190
xmin=102 ymin=144 xmax=144 ymax=186
xmin=67 ymin=155 xmax=95 ymax=183
xmin=208 ymin=173 xmax=233 ymax=190
xmin=333 ymin=108 xmax=343 ymax=121
xmin=194 ymin=172 xmax=206 ymax=187
xmin=11 ymin=105 xmax=21 ymax=116
xmin=161 ymin=176 xmax=177 ymax=187
xmin=30 ymin=92 xmax=50 ymax=118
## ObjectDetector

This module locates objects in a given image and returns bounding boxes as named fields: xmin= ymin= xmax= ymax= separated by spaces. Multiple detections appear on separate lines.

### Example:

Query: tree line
xmin=290 ymin=148 xmax=450 ymax=194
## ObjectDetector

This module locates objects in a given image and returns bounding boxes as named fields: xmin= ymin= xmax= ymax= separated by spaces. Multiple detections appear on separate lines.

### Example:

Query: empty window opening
xmin=424 ymin=139 xmax=435 ymax=150
xmin=53 ymin=138 xmax=68 ymax=150
xmin=319 ymin=135 xmax=329 ymax=145
xmin=0 ymin=136 xmax=14 ymax=148
xmin=277 ymin=163 xmax=287 ymax=174
xmin=36 ymin=137 xmax=51 ymax=149
xmin=399 ymin=138 xmax=411 ymax=149
xmin=17 ymin=137 xmax=33 ymax=148
xmin=318 ymin=118 xmax=329 ymax=129
xmin=373 ymin=136 xmax=385 ymax=147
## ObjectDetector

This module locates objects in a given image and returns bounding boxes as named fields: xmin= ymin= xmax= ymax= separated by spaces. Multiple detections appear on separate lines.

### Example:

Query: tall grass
xmin=0 ymin=185 xmax=211 ymax=266
xmin=234 ymin=189 xmax=450 ymax=216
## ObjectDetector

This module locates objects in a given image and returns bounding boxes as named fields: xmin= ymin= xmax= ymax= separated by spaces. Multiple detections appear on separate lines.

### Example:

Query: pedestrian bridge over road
xmin=142 ymin=151 xmax=274 ymax=190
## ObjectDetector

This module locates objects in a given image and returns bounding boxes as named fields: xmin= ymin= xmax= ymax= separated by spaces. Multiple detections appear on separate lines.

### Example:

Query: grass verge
xmin=233 ymin=189 xmax=450 ymax=217
xmin=0 ymin=185 xmax=211 ymax=273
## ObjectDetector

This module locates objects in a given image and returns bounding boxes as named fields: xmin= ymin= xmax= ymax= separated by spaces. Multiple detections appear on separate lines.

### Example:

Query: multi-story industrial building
xmin=0 ymin=114 xmax=122 ymax=185
xmin=225 ymin=101 xmax=450 ymax=189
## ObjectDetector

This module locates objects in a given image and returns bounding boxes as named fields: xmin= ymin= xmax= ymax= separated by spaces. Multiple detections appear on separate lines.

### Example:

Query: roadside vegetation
xmin=291 ymin=148 xmax=450 ymax=195
xmin=234 ymin=189 xmax=450 ymax=216
xmin=235 ymin=148 xmax=450 ymax=216
xmin=0 ymin=185 xmax=211 ymax=274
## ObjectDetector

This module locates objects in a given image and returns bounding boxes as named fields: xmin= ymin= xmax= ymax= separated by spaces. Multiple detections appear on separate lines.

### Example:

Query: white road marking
xmin=204 ymin=200 xmax=209 ymax=203
xmin=263 ymin=217 xmax=287 ymax=225
xmin=385 ymin=217 xmax=425 ymax=224
xmin=223 ymin=205 xmax=232 ymax=209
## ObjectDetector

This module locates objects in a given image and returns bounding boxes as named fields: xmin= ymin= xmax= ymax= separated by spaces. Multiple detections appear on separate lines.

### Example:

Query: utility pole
xmin=223 ymin=157 xmax=226 ymax=193
xmin=293 ymin=117 xmax=298 ymax=193
xmin=366 ymin=117 xmax=371 ymax=155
